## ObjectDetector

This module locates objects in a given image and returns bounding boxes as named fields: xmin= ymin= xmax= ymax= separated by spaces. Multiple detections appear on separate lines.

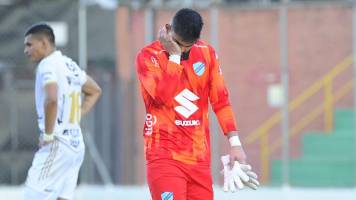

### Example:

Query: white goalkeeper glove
xmin=221 ymin=155 xmax=260 ymax=192
xmin=239 ymin=163 xmax=260 ymax=190
xmin=221 ymin=155 xmax=249 ymax=192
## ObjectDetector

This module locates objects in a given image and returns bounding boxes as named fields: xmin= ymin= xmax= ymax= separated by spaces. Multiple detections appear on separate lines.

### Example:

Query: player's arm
xmin=44 ymin=82 xmax=58 ymax=136
xmin=81 ymin=75 xmax=102 ymax=116
xmin=136 ymin=52 xmax=183 ymax=105
xmin=136 ymin=26 xmax=183 ymax=105
xmin=39 ymin=63 xmax=58 ymax=143
xmin=208 ymin=48 xmax=257 ymax=192
xmin=227 ymin=131 xmax=247 ymax=165
xmin=208 ymin=46 xmax=247 ymax=164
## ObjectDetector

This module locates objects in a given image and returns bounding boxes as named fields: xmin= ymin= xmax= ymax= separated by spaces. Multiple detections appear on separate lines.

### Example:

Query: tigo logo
xmin=144 ymin=113 xmax=157 ymax=136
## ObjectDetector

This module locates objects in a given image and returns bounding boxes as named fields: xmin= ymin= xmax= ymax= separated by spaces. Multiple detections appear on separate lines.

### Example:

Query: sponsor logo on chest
xmin=174 ymin=89 xmax=201 ymax=127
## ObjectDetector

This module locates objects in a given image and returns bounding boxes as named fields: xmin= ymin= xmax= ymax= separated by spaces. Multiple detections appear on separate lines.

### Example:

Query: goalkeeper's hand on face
xmin=221 ymin=154 xmax=260 ymax=192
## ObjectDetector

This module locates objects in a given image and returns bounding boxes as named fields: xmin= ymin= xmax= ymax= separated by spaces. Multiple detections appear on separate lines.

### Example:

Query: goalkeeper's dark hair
xmin=172 ymin=8 xmax=204 ymax=43
xmin=25 ymin=23 xmax=55 ymax=45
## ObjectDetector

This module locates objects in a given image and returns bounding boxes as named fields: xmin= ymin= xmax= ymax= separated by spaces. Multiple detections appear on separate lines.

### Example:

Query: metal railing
xmin=245 ymin=55 xmax=353 ymax=183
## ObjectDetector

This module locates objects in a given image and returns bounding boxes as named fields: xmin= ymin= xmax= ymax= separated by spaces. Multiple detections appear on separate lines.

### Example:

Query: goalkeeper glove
xmin=239 ymin=163 xmax=260 ymax=190
xmin=221 ymin=155 xmax=249 ymax=192
xmin=221 ymin=155 xmax=260 ymax=192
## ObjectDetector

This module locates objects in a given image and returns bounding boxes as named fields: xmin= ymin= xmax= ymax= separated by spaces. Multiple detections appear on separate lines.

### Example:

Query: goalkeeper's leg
xmin=147 ymin=160 xmax=187 ymax=200
xmin=186 ymin=165 xmax=213 ymax=200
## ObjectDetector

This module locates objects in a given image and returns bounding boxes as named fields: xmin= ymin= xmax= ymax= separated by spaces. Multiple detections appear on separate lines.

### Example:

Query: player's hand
xmin=221 ymin=155 xmax=260 ymax=191
xmin=38 ymin=134 xmax=55 ymax=148
xmin=229 ymin=145 xmax=247 ymax=167
xmin=158 ymin=24 xmax=181 ymax=56
xmin=221 ymin=155 xmax=249 ymax=192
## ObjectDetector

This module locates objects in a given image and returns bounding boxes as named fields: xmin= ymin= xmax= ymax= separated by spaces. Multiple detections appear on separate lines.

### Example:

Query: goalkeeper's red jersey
xmin=136 ymin=40 xmax=238 ymax=165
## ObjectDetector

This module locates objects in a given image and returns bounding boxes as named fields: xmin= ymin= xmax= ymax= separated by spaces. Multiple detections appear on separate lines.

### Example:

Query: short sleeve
xmin=38 ymin=60 xmax=57 ymax=87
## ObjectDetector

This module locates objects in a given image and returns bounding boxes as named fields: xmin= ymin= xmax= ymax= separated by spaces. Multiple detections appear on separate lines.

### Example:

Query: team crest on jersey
xmin=193 ymin=61 xmax=205 ymax=76
xmin=161 ymin=192 xmax=173 ymax=200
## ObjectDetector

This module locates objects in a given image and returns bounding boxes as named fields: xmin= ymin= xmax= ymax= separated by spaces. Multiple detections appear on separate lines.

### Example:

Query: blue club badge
xmin=193 ymin=62 xmax=206 ymax=76
xmin=161 ymin=192 xmax=173 ymax=200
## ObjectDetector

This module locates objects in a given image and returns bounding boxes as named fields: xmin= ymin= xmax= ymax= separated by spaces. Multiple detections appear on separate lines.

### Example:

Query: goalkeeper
xmin=136 ymin=8 xmax=258 ymax=200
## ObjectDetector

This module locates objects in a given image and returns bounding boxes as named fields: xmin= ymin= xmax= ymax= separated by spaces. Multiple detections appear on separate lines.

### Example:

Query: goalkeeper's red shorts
xmin=147 ymin=159 xmax=213 ymax=200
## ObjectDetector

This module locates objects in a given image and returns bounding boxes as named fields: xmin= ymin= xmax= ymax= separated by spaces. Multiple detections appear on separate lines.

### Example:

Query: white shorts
xmin=22 ymin=139 xmax=85 ymax=200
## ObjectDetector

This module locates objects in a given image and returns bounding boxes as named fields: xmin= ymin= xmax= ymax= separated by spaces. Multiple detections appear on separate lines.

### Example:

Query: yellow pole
xmin=260 ymin=132 xmax=270 ymax=184
xmin=324 ymin=77 xmax=334 ymax=132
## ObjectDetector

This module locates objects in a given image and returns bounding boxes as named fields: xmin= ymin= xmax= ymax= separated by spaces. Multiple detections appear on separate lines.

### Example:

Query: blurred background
xmin=0 ymin=0 xmax=355 ymax=199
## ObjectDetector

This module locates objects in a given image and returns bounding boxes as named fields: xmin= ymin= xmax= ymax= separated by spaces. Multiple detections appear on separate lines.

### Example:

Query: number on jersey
xmin=69 ymin=91 xmax=81 ymax=124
